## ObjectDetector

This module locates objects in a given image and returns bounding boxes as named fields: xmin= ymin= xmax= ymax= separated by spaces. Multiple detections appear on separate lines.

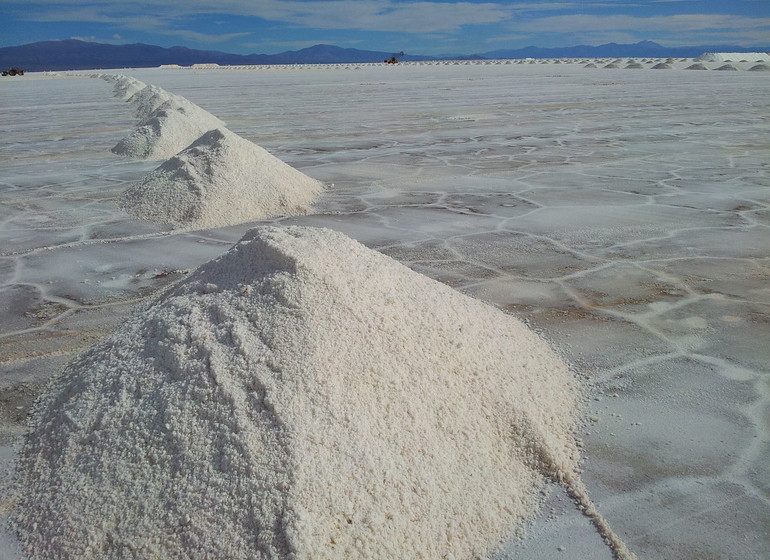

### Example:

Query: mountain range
xmin=1 ymin=39 xmax=768 ymax=72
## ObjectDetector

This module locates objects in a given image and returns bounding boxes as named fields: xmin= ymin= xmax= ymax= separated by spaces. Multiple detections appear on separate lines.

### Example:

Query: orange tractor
xmin=384 ymin=51 xmax=404 ymax=64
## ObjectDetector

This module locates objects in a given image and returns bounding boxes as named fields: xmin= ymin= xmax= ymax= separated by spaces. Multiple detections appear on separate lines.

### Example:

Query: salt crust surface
xmin=118 ymin=128 xmax=323 ymax=229
xmin=15 ymin=226 xmax=583 ymax=560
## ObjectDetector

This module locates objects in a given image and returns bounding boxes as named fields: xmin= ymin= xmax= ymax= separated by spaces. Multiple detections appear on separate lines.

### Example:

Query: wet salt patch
xmin=13 ymin=226 xmax=634 ymax=560
xmin=118 ymin=128 xmax=322 ymax=228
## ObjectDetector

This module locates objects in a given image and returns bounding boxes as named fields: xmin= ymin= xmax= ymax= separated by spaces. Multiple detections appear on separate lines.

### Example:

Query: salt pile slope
xmin=118 ymin=129 xmax=323 ymax=228
xmin=112 ymin=97 xmax=226 ymax=160
xmin=15 ymin=226 xmax=593 ymax=560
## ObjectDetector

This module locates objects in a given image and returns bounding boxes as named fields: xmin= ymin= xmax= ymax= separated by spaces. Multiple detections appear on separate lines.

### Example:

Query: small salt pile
xmin=111 ymin=97 xmax=226 ymax=160
xmin=118 ymin=128 xmax=322 ymax=228
xmin=15 ymin=226 xmax=635 ymax=560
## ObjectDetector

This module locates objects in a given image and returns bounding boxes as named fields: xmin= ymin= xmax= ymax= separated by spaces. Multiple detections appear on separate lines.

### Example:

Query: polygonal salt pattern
xmin=1 ymin=63 xmax=769 ymax=560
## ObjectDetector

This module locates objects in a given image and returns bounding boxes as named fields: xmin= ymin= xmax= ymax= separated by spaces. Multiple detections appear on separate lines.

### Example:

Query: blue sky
xmin=2 ymin=1 xmax=769 ymax=55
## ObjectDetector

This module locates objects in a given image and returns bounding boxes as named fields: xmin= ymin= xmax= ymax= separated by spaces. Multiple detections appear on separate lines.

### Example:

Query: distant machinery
xmin=384 ymin=51 xmax=405 ymax=64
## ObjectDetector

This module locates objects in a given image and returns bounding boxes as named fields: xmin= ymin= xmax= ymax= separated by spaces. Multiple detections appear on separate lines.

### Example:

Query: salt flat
xmin=1 ymin=60 xmax=769 ymax=559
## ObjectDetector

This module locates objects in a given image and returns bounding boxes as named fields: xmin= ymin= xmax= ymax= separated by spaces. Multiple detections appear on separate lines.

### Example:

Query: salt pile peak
xmin=111 ymin=96 xmax=226 ymax=160
xmin=13 ymin=226 xmax=636 ymax=560
xmin=118 ymin=128 xmax=322 ymax=228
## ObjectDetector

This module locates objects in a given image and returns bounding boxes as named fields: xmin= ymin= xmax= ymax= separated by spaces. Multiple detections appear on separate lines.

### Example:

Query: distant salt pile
xmin=13 ymin=226 xmax=636 ymax=560
xmin=697 ymin=52 xmax=770 ymax=63
xmin=584 ymin=63 xmax=597 ymax=68
xmin=685 ymin=63 xmax=708 ymax=70
xmin=603 ymin=62 xmax=620 ymax=68
xmin=651 ymin=63 xmax=672 ymax=69
xmin=112 ymin=97 xmax=226 ymax=160
xmin=749 ymin=63 xmax=770 ymax=71
xmin=118 ymin=128 xmax=322 ymax=228
xmin=716 ymin=64 xmax=739 ymax=71
xmin=112 ymin=75 xmax=147 ymax=101
xmin=625 ymin=62 xmax=643 ymax=69
xmin=127 ymin=84 xmax=180 ymax=120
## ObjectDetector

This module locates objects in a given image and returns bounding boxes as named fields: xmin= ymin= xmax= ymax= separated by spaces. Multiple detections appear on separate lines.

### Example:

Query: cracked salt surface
xmin=1 ymin=62 xmax=769 ymax=559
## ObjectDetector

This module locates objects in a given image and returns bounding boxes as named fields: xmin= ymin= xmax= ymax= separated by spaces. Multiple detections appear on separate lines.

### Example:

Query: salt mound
xmin=685 ymin=63 xmax=708 ymax=70
xmin=127 ymin=84 xmax=178 ymax=120
xmin=113 ymin=76 xmax=147 ymax=101
xmin=13 ymin=226 xmax=635 ymax=560
xmin=749 ymin=63 xmax=770 ymax=71
xmin=716 ymin=63 xmax=739 ymax=71
xmin=651 ymin=63 xmax=672 ymax=69
xmin=118 ymin=128 xmax=322 ymax=228
xmin=112 ymin=98 xmax=226 ymax=160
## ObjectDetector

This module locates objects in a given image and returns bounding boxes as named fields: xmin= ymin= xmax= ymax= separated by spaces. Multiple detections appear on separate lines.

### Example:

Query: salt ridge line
xmin=13 ymin=225 xmax=634 ymax=560
xmin=99 ymin=74 xmax=226 ymax=160
xmin=99 ymin=75 xmax=323 ymax=226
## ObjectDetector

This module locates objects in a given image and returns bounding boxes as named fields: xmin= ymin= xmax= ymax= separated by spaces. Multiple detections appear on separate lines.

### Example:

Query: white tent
xmin=697 ymin=52 xmax=770 ymax=62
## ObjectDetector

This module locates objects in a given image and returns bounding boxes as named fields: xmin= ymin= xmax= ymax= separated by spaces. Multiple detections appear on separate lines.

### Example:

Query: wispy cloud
xmin=9 ymin=0 xmax=517 ymax=33
xmin=69 ymin=34 xmax=124 ymax=44
xmin=520 ymin=13 xmax=770 ymax=34
xmin=163 ymin=30 xmax=253 ymax=43
xmin=3 ymin=0 xmax=769 ymax=51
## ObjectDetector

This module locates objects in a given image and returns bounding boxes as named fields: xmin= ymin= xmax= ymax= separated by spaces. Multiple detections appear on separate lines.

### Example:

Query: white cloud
xmin=7 ymin=1 xmax=770 ymax=47
xmin=10 ymin=1 xmax=518 ymax=33
xmin=224 ymin=1 xmax=515 ymax=33
xmin=69 ymin=34 xmax=125 ymax=44
xmin=520 ymin=13 xmax=770 ymax=34
xmin=164 ymin=30 xmax=253 ymax=43
xmin=486 ymin=34 xmax=536 ymax=44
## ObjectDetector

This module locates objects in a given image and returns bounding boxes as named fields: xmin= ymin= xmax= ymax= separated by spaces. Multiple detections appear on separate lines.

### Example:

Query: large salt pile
xmin=118 ymin=128 xmax=322 ymax=228
xmin=112 ymin=97 xmax=226 ymax=160
xmin=13 ymin=226 xmax=635 ymax=560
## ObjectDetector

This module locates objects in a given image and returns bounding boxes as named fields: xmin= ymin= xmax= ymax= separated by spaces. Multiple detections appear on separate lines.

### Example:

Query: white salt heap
xmin=112 ymin=97 xmax=226 ymax=160
xmin=111 ymin=75 xmax=147 ymax=101
xmin=126 ymin=84 xmax=179 ymax=120
xmin=118 ymin=128 xmax=323 ymax=228
xmin=15 ymin=226 xmax=634 ymax=560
